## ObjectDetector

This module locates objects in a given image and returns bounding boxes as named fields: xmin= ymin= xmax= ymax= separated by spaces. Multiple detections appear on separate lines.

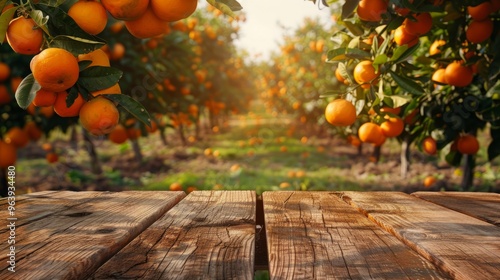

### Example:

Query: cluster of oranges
xmin=422 ymin=134 xmax=480 ymax=156
xmin=66 ymin=0 xmax=198 ymax=39
xmin=0 ymin=122 xmax=42 ymax=168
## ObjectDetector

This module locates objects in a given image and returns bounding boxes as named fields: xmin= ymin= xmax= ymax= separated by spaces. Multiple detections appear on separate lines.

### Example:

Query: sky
xmin=232 ymin=0 xmax=332 ymax=60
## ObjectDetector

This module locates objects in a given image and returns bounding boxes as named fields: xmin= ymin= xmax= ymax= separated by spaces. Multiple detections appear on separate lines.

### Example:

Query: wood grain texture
xmin=412 ymin=191 xmax=500 ymax=226
xmin=0 ymin=191 xmax=185 ymax=280
xmin=91 ymin=191 xmax=256 ymax=280
xmin=263 ymin=191 xmax=449 ymax=280
xmin=340 ymin=191 xmax=500 ymax=280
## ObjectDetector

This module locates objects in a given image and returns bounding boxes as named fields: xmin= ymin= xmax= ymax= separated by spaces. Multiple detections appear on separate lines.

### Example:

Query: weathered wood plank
xmin=412 ymin=191 xmax=500 ymax=226
xmin=341 ymin=191 xmax=500 ymax=280
xmin=91 ymin=190 xmax=256 ymax=280
xmin=0 ymin=191 xmax=185 ymax=279
xmin=263 ymin=191 xmax=449 ymax=280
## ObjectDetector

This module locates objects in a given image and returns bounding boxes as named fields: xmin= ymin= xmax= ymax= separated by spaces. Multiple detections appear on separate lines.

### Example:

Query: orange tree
xmin=321 ymin=0 xmax=499 ymax=190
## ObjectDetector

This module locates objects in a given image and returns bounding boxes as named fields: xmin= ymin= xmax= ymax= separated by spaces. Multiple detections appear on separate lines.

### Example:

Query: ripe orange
xmin=0 ymin=84 xmax=12 ymax=105
xmin=422 ymin=136 xmax=437 ymax=155
xmin=335 ymin=67 xmax=349 ymax=85
xmin=151 ymin=0 xmax=198 ymax=22
xmin=54 ymin=91 xmax=86 ymax=117
xmin=6 ymin=17 xmax=43 ymax=55
xmin=466 ymin=18 xmax=493 ymax=44
xmin=429 ymin=39 xmax=446 ymax=55
xmin=30 ymin=48 xmax=80 ymax=92
xmin=101 ymin=0 xmax=149 ymax=20
xmin=380 ymin=117 xmax=404 ymax=137
xmin=10 ymin=76 xmax=22 ymax=92
xmin=5 ymin=127 xmax=29 ymax=148
xmin=109 ymin=43 xmax=126 ymax=61
xmin=423 ymin=176 xmax=437 ymax=188
xmin=357 ymin=0 xmax=388 ymax=22
xmin=68 ymin=0 xmax=108 ymax=35
xmin=347 ymin=135 xmax=362 ymax=147
xmin=325 ymin=99 xmax=357 ymax=126
xmin=468 ymin=2 xmax=493 ymax=21
xmin=46 ymin=152 xmax=59 ymax=163
xmin=33 ymin=88 xmax=57 ymax=107
xmin=353 ymin=60 xmax=380 ymax=89
xmin=92 ymin=83 xmax=121 ymax=96
xmin=124 ymin=7 xmax=169 ymax=39
xmin=431 ymin=68 xmax=447 ymax=84
xmin=457 ymin=134 xmax=480 ymax=155
xmin=79 ymin=97 xmax=119 ymax=135
xmin=445 ymin=61 xmax=473 ymax=87
xmin=0 ymin=62 xmax=10 ymax=82
xmin=403 ymin=12 xmax=433 ymax=36
xmin=0 ymin=140 xmax=16 ymax=168
xmin=394 ymin=25 xmax=419 ymax=47
xmin=380 ymin=106 xmax=401 ymax=115
xmin=358 ymin=122 xmax=385 ymax=145
xmin=169 ymin=182 xmax=183 ymax=191
xmin=279 ymin=182 xmax=291 ymax=189
xmin=23 ymin=121 xmax=42 ymax=141
xmin=77 ymin=49 xmax=110 ymax=67
xmin=108 ymin=124 xmax=128 ymax=144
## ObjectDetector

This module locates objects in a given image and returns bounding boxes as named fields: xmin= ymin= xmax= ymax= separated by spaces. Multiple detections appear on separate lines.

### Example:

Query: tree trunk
xmin=0 ymin=168 xmax=7 ymax=197
xmin=70 ymin=126 xmax=79 ymax=151
xmin=357 ymin=143 xmax=363 ymax=156
xmin=131 ymin=138 xmax=143 ymax=162
xmin=159 ymin=128 xmax=168 ymax=146
xmin=178 ymin=124 xmax=187 ymax=146
xmin=371 ymin=145 xmax=381 ymax=163
xmin=461 ymin=154 xmax=475 ymax=191
xmin=400 ymin=136 xmax=411 ymax=179
xmin=83 ymin=131 xmax=102 ymax=175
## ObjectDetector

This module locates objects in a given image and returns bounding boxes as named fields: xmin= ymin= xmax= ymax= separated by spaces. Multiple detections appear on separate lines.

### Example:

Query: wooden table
xmin=1 ymin=191 xmax=499 ymax=279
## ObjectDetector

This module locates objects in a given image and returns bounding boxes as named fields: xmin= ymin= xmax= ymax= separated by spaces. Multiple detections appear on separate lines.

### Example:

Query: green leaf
xmin=389 ymin=71 xmax=425 ymax=95
xmin=216 ymin=0 xmax=242 ymax=11
xmin=373 ymin=54 xmax=388 ymax=66
xmin=15 ymin=74 xmax=40 ymax=109
xmin=0 ymin=0 xmax=7 ymax=9
xmin=78 ymin=60 xmax=93 ymax=71
xmin=343 ymin=20 xmax=364 ymax=36
xmin=48 ymin=35 xmax=105 ymax=56
xmin=327 ymin=48 xmax=349 ymax=62
xmin=0 ymin=5 xmax=17 ymax=43
xmin=29 ymin=9 xmax=50 ymax=35
xmin=387 ymin=94 xmax=412 ymax=108
xmin=445 ymin=150 xmax=462 ymax=167
xmin=65 ymin=86 xmax=79 ymax=107
xmin=393 ymin=41 xmax=420 ymax=64
xmin=390 ymin=45 xmax=408 ymax=62
xmin=345 ymin=48 xmax=371 ymax=60
xmin=488 ymin=139 xmax=500 ymax=161
xmin=77 ymin=66 xmax=123 ymax=92
xmin=341 ymin=0 xmax=360 ymax=20
xmin=105 ymin=94 xmax=151 ymax=127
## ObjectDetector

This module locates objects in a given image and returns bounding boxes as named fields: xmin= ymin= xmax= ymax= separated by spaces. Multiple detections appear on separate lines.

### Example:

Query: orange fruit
xmin=6 ymin=17 xmax=43 ymax=55
xmin=0 ymin=62 xmax=10 ymax=82
xmin=445 ymin=61 xmax=473 ymax=87
xmin=403 ymin=13 xmax=432 ymax=36
xmin=101 ymin=0 xmax=149 ymax=20
xmin=468 ymin=2 xmax=493 ymax=21
xmin=423 ymin=176 xmax=437 ymax=188
xmin=79 ymin=97 xmax=120 ymax=135
xmin=108 ymin=124 xmax=128 ymax=144
xmin=280 ymin=146 xmax=288 ymax=152
xmin=422 ymin=136 xmax=437 ymax=155
xmin=54 ymin=91 xmax=86 ymax=117
xmin=429 ymin=39 xmax=446 ymax=55
xmin=10 ymin=76 xmax=22 ymax=92
xmin=357 ymin=0 xmax=388 ymax=22
xmin=0 ymin=84 xmax=12 ymax=105
xmin=109 ymin=43 xmax=126 ymax=61
xmin=92 ymin=83 xmax=121 ymax=96
xmin=353 ymin=60 xmax=380 ymax=89
xmin=24 ymin=121 xmax=42 ymax=141
xmin=169 ymin=182 xmax=183 ymax=191
xmin=324 ymin=99 xmax=357 ymax=126
xmin=380 ymin=117 xmax=404 ymax=137
xmin=68 ymin=0 xmax=108 ymax=35
xmin=466 ymin=18 xmax=493 ymax=44
xmin=431 ymin=68 xmax=447 ymax=84
xmin=394 ymin=25 xmax=419 ymax=47
xmin=279 ymin=182 xmax=291 ymax=189
xmin=33 ymin=88 xmax=57 ymax=107
xmin=46 ymin=152 xmax=59 ymax=163
xmin=0 ymin=140 xmax=16 ymax=168
xmin=124 ymin=7 xmax=169 ymax=39
xmin=77 ymin=49 xmax=110 ymax=67
xmin=335 ymin=67 xmax=349 ymax=85
xmin=358 ymin=122 xmax=385 ymax=145
xmin=347 ymin=135 xmax=362 ymax=147
xmin=380 ymin=106 xmax=401 ymax=115
xmin=457 ymin=134 xmax=480 ymax=155
xmin=5 ymin=127 xmax=29 ymax=148
xmin=30 ymin=48 xmax=80 ymax=92
xmin=151 ymin=0 xmax=198 ymax=22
